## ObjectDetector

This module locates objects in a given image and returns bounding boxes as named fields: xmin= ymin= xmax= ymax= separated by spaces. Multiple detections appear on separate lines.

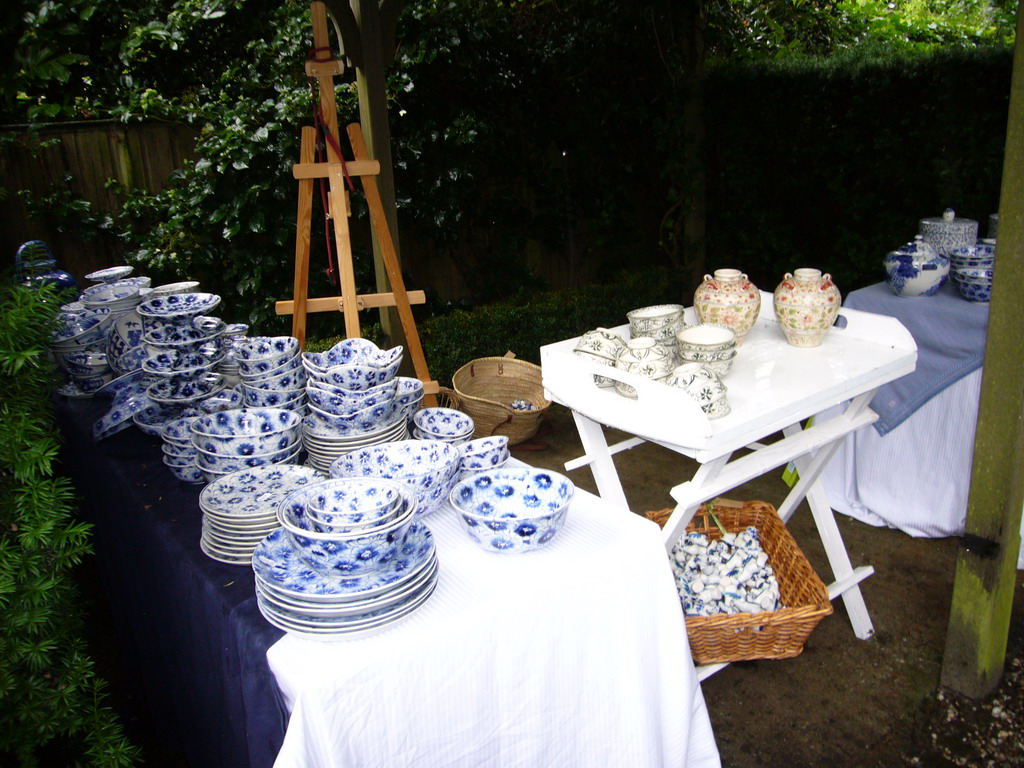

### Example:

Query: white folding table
xmin=540 ymin=293 xmax=917 ymax=668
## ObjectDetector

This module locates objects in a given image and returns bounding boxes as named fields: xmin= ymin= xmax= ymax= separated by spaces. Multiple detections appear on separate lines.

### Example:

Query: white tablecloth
xmin=267 ymin=473 xmax=721 ymax=768
xmin=821 ymin=369 xmax=982 ymax=539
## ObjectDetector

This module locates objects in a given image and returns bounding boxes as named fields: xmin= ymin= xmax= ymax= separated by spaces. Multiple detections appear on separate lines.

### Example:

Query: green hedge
xmin=703 ymin=44 xmax=1011 ymax=295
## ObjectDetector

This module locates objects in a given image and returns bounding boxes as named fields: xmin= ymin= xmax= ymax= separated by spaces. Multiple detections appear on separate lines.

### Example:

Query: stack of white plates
xmin=198 ymin=464 xmax=324 ymax=565
xmin=251 ymin=522 xmax=438 ymax=638
xmin=302 ymin=412 xmax=409 ymax=473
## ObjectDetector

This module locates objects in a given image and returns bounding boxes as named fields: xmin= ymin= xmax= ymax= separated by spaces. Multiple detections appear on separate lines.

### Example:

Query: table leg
xmin=780 ymin=422 xmax=876 ymax=640
xmin=569 ymin=411 xmax=631 ymax=511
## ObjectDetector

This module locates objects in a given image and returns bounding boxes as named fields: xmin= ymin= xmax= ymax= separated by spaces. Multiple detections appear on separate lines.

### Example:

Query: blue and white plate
xmin=254 ymin=573 xmax=437 ymax=637
xmin=256 ymin=554 xmax=437 ymax=616
xmin=85 ymin=266 xmax=134 ymax=284
xmin=200 ymin=464 xmax=325 ymax=518
xmin=138 ymin=292 xmax=222 ymax=319
xmin=147 ymin=373 xmax=226 ymax=405
xmin=251 ymin=524 xmax=435 ymax=601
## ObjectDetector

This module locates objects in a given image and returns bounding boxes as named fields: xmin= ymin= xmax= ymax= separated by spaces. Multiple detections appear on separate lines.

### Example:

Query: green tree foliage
xmin=0 ymin=0 xmax=1016 ymax=332
xmin=0 ymin=282 xmax=139 ymax=767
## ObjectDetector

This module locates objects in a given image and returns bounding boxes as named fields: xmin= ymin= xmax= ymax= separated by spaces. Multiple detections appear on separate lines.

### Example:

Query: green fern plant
xmin=0 ymin=282 xmax=139 ymax=767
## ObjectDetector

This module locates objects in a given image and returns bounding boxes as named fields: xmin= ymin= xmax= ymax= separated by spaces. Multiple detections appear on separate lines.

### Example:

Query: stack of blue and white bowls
xmin=300 ymin=339 xmax=414 ymax=470
xmin=949 ymin=243 xmax=995 ymax=303
xmin=252 ymin=476 xmax=438 ymax=637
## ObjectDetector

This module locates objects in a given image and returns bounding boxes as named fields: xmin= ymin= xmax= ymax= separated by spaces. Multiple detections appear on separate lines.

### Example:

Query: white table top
xmin=540 ymin=293 xmax=917 ymax=462
xmin=266 ymin=465 xmax=722 ymax=768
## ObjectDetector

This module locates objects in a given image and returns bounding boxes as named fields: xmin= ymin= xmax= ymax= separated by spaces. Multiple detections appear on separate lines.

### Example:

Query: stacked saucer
xmin=252 ymin=477 xmax=439 ymax=637
xmin=160 ymin=415 xmax=204 ymax=484
xmin=411 ymin=407 xmax=474 ymax=446
xmin=199 ymin=464 xmax=324 ymax=565
xmin=302 ymin=414 xmax=408 ymax=473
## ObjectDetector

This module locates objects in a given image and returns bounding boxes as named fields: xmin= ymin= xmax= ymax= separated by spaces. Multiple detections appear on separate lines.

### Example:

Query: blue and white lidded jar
xmin=883 ymin=236 xmax=950 ymax=298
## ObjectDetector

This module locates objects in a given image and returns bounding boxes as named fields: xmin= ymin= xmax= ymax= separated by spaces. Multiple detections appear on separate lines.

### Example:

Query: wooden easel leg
xmin=327 ymin=166 xmax=361 ymax=337
xmin=291 ymin=126 xmax=317 ymax=348
xmin=346 ymin=122 xmax=438 ymax=406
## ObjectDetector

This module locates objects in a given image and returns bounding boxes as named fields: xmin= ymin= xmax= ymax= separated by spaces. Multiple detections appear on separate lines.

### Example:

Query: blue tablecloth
xmin=55 ymin=397 xmax=288 ymax=768
xmin=845 ymin=281 xmax=989 ymax=435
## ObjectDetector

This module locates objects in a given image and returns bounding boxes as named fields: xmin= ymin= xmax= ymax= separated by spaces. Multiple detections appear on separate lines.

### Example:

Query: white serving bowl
xmin=329 ymin=439 xmax=462 ymax=517
xmin=627 ymin=304 xmax=686 ymax=344
xmin=449 ymin=467 xmax=574 ymax=554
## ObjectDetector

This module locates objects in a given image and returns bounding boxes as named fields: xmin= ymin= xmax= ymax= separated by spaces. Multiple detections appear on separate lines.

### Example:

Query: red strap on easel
xmin=307 ymin=67 xmax=357 ymax=286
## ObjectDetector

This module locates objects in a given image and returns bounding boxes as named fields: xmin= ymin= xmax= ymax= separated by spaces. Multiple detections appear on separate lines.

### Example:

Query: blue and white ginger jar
xmin=883 ymin=236 xmax=950 ymax=298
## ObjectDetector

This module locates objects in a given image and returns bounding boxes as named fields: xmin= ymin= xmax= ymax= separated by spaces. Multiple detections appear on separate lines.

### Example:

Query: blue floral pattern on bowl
xmin=252 ymin=524 xmax=434 ymax=599
xmin=449 ymin=467 xmax=575 ymax=554
xmin=329 ymin=439 xmax=462 ymax=517
xmin=413 ymin=407 xmax=474 ymax=440
xmin=146 ymin=373 xmax=226 ymax=404
xmin=138 ymin=292 xmax=222 ymax=319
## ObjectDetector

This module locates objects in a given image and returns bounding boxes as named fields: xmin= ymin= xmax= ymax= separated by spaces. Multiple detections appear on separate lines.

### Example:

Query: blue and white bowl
xmin=138 ymin=292 xmax=222 ymax=321
xmin=953 ymin=275 xmax=993 ymax=303
xmin=449 ymin=467 xmax=574 ymax=554
xmin=304 ymin=478 xmax=405 ymax=529
xmin=240 ymin=385 xmax=306 ymax=409
xmin=301 ymin=338 xmax=403 ymax=374
xmin=143 ymin=349 xmax=224 ymax=378
xmin=190 ymin=407 xmax=301 ymax=455
xmin=306 ymin=380 xmax=397 ymax=415
xmin=276 ymin=483 xmax=418 ymax=575
xmin=194 ymin=440 xmax=302 ymax=474
xmin=329 ymin=439 xmax=462 ymax=518
xmin=243 ymin=351 xmax=303 ymax=381
xmin=306 ymin=400 xmax=399 ymax=436
xmin=950 ymin=243 xmax=996 ymax=270
xmin=146 ymin=372 xmax=226 ymax=405
xmin=80 ymin=280 xmax=142 ymax=309
xmin=162 ymin=457 xmax=205 ymax=484
xmin=85 ymin=265 xmax=134 ymax=284
xmin=413 ymin=407 xmax=474 ymax=442
xmin=239 ymin=364 xmax=306 ymax=392
xmin=52 ymin=308 xmax=114 ymax=348
xmin=235 ymin=336 xmax=301 ymax=376
xmin=459 ymin=436 xmax=511 ymax=471
xmin=315 ymin=361 xmax=400 ymax=392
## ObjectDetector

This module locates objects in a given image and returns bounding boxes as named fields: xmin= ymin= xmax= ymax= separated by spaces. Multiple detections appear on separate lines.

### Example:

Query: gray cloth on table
xmin=845 ymin=280 xmax=989 ymax=435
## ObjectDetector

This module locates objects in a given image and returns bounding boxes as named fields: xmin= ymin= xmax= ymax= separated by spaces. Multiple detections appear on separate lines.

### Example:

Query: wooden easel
xmin=275 ymin=0 xmax=438 ymax=405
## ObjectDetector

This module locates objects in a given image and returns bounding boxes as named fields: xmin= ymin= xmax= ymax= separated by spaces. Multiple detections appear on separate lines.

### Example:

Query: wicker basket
xmin=451 ymin=354 xmax=551 ymax=445
xmin=647 ymin=500 xmax=833 ymax=665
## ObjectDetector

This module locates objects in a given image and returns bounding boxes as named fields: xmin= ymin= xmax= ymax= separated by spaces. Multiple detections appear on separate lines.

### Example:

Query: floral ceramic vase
xmin=773 ymin=268 xmax=841 ymax=348
xmin=613 ymin=337 xmax=674 ymax=399
xmin=693 ymin=269 xmax=760 ymax=343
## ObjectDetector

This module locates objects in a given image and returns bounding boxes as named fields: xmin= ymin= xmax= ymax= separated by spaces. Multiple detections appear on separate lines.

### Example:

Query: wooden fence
xmin=1 ymin=120 xmax=197 ymax=282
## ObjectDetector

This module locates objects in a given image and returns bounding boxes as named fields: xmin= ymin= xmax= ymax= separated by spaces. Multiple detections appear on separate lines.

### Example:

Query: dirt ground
xmin=520 ymin=404 xmax=1024 ymax=768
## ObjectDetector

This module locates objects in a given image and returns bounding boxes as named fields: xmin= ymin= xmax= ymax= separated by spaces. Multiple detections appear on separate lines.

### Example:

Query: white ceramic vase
xmin=693 ymin=269 xmax=761 ymax=343
xmin=772 ymin=268 xmax=841 ymax=348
